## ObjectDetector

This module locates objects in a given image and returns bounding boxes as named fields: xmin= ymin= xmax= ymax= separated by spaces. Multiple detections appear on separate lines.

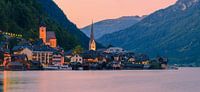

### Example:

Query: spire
xmin=89 ymin=20 xmax=96 ymax=51
xmin=39 ymin=16 xmax=46 ymax=27
xmin=90 ymin=20 xmax=94 ymax=40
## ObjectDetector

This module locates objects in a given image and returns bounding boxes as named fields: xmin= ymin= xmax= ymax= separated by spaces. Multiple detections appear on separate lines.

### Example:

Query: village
xmin=0 ymin=22 xmax=168 ymax=71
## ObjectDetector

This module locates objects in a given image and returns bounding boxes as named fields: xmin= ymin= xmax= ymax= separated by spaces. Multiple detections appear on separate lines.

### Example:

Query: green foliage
xmin=0 ymin=52 xmax=4 ymax=64
xmin=0 ymin=35 xmax=6 ymax=42
xmin=73 ymin=45 xmax=84 ymax=55
xmin=99 ymin=1 xmax=200 ymax=65
xmin=8 ymin=38 xmax=20 ymax=50
xmin=64 ymin=57 xmax=71 ymax=63
xmin=0 ymin=0 xmax=82 ymax=50
xmin=150 ymin=60 xmax=161 ymax=69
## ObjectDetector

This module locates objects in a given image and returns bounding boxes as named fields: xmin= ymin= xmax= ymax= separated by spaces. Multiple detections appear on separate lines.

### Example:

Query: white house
xmin=70 ymin=54 xmax=83 ymax=63
xmin=105 ymin=47 xmax=126 ymax=53
xmin=14 ymin=47 xmax=33 ymax=60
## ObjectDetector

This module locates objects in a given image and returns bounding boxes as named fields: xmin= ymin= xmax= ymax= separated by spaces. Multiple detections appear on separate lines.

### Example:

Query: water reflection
xmin=3 ymin=71 xmax=9 ymax=92
xmin=0 ymin=68 xmax=200 ymax=92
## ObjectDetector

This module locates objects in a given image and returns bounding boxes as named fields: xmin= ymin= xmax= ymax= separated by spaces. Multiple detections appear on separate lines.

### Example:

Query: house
xmin=105 ymin=47 xmax=126 ymax=54
xmin=32 ymin=46 xmax=55 ymax=65
xmin=3 ymin=52 xmax=11 ymax=66
xmin=11 ymin=54 xmax=28 ymax=64
xmin=157 ymin=56 xmax=168 ymax=69
xmin=52 ymin=52 xmax=64 ymax=65
xmin=13 ymin=46 xmax=33 ymax=60
xmin=13 ymin=45 xmax=57 ymax=65
xmin=81 ymin=50 xmax=100 ymax=62
xmin=70 ymin=54 xmax=83 ymax=64
xmin=128 ymin=56 xmax=136 ymax=63
xmin=135 ymin=54 xmax=150 ymax=65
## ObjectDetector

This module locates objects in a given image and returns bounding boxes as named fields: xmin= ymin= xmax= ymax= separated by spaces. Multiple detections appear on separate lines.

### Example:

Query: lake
xmin=0 ymin=68 xmax=200 ymax=92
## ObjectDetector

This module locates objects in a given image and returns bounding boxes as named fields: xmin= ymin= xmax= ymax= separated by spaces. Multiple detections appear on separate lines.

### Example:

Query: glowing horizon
xmin=54 ymin=0 xmax=177 ymax=28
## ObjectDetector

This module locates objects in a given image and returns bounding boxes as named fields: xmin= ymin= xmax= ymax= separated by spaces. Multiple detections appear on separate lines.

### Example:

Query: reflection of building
xmin=39 ymin=22 xmax=57 ymax=48
xmin=89 ymin=22 xmax=96 ymax=51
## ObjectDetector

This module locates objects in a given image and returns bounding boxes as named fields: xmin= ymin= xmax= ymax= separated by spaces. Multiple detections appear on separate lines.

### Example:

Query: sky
xmin=54 ymin=0 xmax=177 ymax=28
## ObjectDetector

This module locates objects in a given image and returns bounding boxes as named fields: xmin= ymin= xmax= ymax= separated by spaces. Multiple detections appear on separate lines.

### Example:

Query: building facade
xmin=39 ymin=23 xmax=57 ymax=48
xmin=70 ymin=54 xmax=83 ymax=63
xmin=32 ymin=51 xmax=53 ymax=65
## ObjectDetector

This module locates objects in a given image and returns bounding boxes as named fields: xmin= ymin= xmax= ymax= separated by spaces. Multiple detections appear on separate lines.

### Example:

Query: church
xmin=89 ymin=22 xmax=96 ymax=51
xmin=39 ymin=22 xmax=57 ymax=48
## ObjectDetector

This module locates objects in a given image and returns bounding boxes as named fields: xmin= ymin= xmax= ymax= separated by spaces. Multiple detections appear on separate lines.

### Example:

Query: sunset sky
xmin=53 ymin=0 xmax=177 ymax=28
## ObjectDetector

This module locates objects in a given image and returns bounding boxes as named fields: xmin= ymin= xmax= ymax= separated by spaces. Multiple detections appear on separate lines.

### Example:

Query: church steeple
xmin=89 ymin=21 xmax=96 ymax=51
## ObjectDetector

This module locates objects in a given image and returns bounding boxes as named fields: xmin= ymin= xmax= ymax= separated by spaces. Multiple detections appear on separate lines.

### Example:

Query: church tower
xmin=89 ymin=21 xmax=96 ymax=51
xmin=39 ymin=21 xmax=47 ymax=43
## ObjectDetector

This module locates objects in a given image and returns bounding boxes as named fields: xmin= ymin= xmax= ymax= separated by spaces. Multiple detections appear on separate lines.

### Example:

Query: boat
xmin=43 ymin=65 xmax=71 ymax=70
xmin=43 ymin=65 xmax=60 ymax=70
xmin=168 ymin=64 xmax=179 ymax=70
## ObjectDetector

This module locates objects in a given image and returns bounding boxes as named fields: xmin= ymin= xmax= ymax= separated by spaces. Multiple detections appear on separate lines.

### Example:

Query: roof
xmin=12 ymin=45 xmax=32 ymax=51
xmin=65 ymin=50 xmax=73 ymax=56
xmin=13 ymin=45 xmax=56 ymax=52
xmin=32 ymin=45 xmax=56 ymax=52
xmin=46 ymin=31 xmax=56 ymax=41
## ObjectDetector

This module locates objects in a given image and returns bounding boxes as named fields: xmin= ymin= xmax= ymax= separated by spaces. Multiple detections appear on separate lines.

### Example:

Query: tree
xmin=72 ymin=45 xmax=83 ymax=55
xmin=0 ymin=52 xmax=4 ymax=65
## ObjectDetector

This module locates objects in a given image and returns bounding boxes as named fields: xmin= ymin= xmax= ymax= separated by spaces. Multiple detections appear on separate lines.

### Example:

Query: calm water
xmin=0 ymin=68 xmax=200 ymax=92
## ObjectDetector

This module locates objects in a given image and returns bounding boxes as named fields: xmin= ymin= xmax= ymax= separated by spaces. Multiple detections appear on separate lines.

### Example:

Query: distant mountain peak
xmin=176 ymin=0 xmax=199 ymax=11
xmin=81 ymin=16 xmax=145 ymax=39
xmin=119 ymin=15 xmax=145 ymax=19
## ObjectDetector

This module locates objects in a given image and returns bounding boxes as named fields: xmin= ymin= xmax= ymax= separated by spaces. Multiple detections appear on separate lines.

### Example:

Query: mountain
xmin=37 ymin=0 xmax=95 ymax=49
xmin=81 ymin=16 xmax=145 ymax=39
xmin=0 ymin=0 xmax=96 ymax=50
xmin=98 ymin=0 xmax=200 ymax=65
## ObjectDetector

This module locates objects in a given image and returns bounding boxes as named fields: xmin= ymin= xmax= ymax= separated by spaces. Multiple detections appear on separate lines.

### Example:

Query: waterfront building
xmin=89 ymin=21 xmax=96 ymax=51
xmin=82 ymin=50 xmax=99 ymax=62
xmin=128 ymin=56 xmax=136 ymax=63
xmin=12 ymin=45 xmax=64 ymax=65
xmin=52 ymin=52 xmax=64 ymax=65
xmin=13 ymin=47 xmax=33 ymax=60
xmin=11 ymin=54 xmax=28 ymax=64
xmin=32 ymin=50 xmax=53 ymax=65
xmin=70 ymin=54 xmax=83 ymax=63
